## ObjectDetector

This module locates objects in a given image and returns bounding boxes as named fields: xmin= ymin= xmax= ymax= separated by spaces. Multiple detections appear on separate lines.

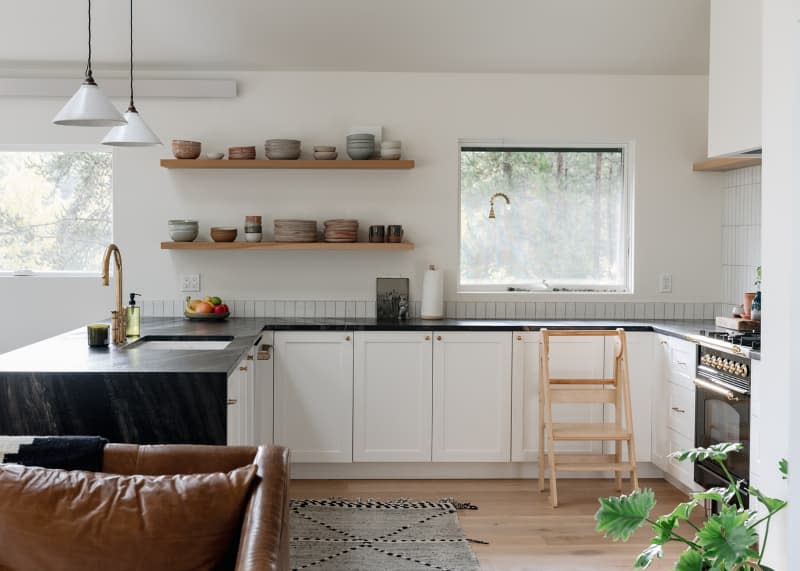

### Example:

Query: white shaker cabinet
xmin=511 ymin=332 xmax=606 ymax=461
xmin=708 ymin=0 xmax=762 ymax=157
xmin=227 ymin=350 xmax=254 ymax=446
xmin=353 ymin=332 xmax=433 ymax=462
xmin=273 ymin=331 xmax=354 ymax=462
xmin=433 ymin=332 xmax=512 ymax=462
xmin=254 ymin=332 xmax=274 ymax=446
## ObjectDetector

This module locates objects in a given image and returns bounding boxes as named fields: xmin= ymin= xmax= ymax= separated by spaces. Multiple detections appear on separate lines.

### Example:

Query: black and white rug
xmin=290 ymin=499 xmax=482 ymax=571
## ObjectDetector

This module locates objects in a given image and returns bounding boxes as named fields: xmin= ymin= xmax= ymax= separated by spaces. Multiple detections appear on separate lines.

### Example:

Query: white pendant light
xmin=53 ymin=0 xmax=126 ymax=127
xmin=102 ymin=0 xmax=160 ymax=146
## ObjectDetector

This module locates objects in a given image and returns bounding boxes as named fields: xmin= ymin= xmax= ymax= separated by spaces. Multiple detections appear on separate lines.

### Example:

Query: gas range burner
xmin=699 ymin=329 xmax=761 ymax=350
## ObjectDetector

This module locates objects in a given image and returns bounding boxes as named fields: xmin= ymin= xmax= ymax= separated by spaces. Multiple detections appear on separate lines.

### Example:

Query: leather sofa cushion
xmin=0 ymin=462 xmax=257 ymax=571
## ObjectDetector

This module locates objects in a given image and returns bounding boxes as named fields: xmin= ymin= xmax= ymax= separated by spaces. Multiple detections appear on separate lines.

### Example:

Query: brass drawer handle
xmin=239 ymin=366 xmax=248 ymax=371
xmin=425 ymin=335 xmax=431 ymax=341
xmin=671 ymin=407 xmax=686 ymax=414
xmin=345 ymin=335 xmax=351 ymax=341
xmin=436 ymin=335 xmax=442 ymax=341
xmin=246 ymin=355 xmax=254 ymax=360
xmin=675 ymin=361 xmax=687 ymax=366
xmin=517 ymin=335 xmax=523 ymax=341
xmin=227 ymin=399 xmax=238 ymax=405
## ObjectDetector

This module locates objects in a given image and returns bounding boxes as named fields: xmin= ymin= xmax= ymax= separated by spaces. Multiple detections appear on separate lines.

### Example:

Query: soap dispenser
xmin=126 ymin=293 xmax=142 ymax=337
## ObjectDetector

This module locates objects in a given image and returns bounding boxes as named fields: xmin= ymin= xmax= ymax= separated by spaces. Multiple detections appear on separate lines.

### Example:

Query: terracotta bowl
xmin=210 ymin=226 xmax=238 ymax=242
xmin=172 ymin=140 xmax=201 ymax=159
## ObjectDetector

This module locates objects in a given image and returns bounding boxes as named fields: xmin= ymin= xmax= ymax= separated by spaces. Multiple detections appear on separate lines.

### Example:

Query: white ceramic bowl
xmin=313 ymin=145 xmax=336 ymax=152
xmin=313 ymin=151 xmax=338 ymax=160
xmin=205 ymin=152 xmax=225 ymax=160
xmin=380 ymin=151 xmax=402 ymax=160
xmin=245 ymin=232 xmax=263 ymax=242
xmin=381 ymin=141 xmax=401 ymax=148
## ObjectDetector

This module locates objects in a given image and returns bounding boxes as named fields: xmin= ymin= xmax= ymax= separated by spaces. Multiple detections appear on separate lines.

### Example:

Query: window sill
xmin=0 ymin=272 xmax=102 ymax=278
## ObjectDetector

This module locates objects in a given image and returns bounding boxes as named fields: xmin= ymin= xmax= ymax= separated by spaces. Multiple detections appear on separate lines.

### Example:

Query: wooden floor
xmin=290 ymin=478 xmax=701 ymax=571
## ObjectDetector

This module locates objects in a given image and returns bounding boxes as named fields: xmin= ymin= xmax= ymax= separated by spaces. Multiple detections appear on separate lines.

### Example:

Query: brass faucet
xmin=101 ymin=244 xmax=126 ymax=344
xmin=488 ymin=192 xmax=511 ymax=219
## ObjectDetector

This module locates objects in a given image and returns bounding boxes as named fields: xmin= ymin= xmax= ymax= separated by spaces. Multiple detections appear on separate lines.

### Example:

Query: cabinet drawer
xmin=667 ymin=428 xmax=695 ymax=487
xmin=668 ymin=343 xmax=695 ymax=389
xmin=668 ymin=383 xmax=694 ymax=439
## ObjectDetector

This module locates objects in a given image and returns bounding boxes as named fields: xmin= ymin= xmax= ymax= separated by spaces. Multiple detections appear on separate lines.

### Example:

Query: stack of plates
xmin=274 ymin=219 xmax=318 ymax=242
xmin=324 ymin=219 xmax=358 ymax=242
xmin=265 ymin=139 xmax=301 ymax=160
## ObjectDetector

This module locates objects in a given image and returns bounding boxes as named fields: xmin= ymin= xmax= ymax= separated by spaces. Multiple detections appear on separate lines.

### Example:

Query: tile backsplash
xmin=721 ymin=166 xmax=762 ymax=305
xmin=146 ymin=299 xmax=728 ymax=321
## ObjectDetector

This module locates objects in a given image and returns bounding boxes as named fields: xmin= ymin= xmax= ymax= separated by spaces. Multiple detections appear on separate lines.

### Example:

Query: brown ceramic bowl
xmin=210 ymin=226 xmax=238 ymax=242
xmin=172 ymin=140 xmax=201 ymax=159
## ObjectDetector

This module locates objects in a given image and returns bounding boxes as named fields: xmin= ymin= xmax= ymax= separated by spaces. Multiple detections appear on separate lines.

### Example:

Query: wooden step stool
xmin=538 ymin=328 xmax=639 ymax=507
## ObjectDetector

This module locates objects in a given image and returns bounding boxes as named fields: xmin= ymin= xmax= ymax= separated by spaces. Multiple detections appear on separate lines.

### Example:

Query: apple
xmin=214 ymin=305 xmax=227 ymax=314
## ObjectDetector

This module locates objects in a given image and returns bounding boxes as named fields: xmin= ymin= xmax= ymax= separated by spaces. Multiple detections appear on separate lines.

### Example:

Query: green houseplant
xmin=594 ymin=443 xmax=788 ymax=570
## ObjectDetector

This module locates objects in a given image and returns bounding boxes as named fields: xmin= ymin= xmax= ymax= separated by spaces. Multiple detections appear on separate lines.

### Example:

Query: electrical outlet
xmin=658 ymin=273 xmax=672 ymax=294
xmin=180 ymin=274 xmax=200 ymax=292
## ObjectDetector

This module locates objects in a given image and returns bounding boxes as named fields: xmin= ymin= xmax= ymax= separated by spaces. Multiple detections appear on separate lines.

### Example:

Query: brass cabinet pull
xmin=227 ymin=399 xmax=238 ymax=405
xmin=671 ymin=407 xmax=686 ymax=414
xmin=345 ymin=335 xmax=351 ymax=341
xmin=239 ymin=366 xmax=248 ymax=371
xmin=516 ymin=335 xmax=523 ymax=341
xmin=676 ymin=360 xmax=687 ymax=366
xmin=257 ymin=344 xmax=271 ymax=360
xmin=246 ymin=355 xmax=254 ymax=360
xmin=436 ymin=335 xmax=442 ymax=341
xmin=425 ymin=335 xmax=431 ymax=341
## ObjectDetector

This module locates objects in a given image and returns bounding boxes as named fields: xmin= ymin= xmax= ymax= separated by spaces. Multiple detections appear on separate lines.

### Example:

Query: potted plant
xmin=594 ymin=443 xmax=788 ymax=570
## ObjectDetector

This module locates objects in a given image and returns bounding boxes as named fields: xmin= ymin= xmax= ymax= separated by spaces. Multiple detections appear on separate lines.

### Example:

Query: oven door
xmin=693 ymin=376 xmax=750 ymax=486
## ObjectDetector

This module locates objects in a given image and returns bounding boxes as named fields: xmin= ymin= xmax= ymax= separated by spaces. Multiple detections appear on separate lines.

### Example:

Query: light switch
xmin=180 ymin=274 xmax=200 ymax=292
xmin=659 ymin=273 xmax=672 ymax=294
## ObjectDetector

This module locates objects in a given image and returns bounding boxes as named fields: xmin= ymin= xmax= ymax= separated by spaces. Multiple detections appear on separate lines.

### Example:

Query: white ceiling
xmin=1 ymin=0 xmax=709 ymax=74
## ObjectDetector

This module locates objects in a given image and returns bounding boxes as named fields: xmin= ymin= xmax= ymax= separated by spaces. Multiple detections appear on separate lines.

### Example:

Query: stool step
xmin=549 ymin=422 xmax=631 ymax=440
xmin=554 ymin=462 xmax=635 ymax=472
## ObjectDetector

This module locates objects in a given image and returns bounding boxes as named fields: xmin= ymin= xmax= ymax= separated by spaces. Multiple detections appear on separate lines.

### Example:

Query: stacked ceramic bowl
xmin=274 ymin=219 xmax=318 ymax=242
xmin=265 ymin=139 xmax=301 ymax=160
xmin=229 ymin=146 xmax=256 ymax=160
xmin=323 ymin=219 xmax=358 ymax=242
xmin=313 ymin=146 xmax=338 ymax=160
xmin=380 ymin=140 xmax=402 ymax=160
xmin=168 ymin=220 xmax=198 ymax=242
xmin=346 ymin=134 xmax=374 ymax=160
xmin=172 ymin=140 xmax=201 ymax=159
xmin=245 ymin=215 xmax=262 ymax=242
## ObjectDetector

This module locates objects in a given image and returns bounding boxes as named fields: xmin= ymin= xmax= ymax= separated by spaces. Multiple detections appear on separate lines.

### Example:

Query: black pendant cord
xmin=128 ymin=0 xmax=136 ymax=112
xmin=85 ymin=0 xmax=94 ymax=82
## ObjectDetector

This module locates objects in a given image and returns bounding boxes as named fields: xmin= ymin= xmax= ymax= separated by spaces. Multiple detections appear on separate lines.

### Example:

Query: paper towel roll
xmin=421 ymin=265 xmax=444 ymax=320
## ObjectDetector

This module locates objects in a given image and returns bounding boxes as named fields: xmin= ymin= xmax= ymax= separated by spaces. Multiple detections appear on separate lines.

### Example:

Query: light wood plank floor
xmin=290 ymin=478 xmax=701 ymax=571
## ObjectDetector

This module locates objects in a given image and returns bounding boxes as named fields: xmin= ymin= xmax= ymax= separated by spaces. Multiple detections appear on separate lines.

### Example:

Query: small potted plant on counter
xmin=594 ymin=443 xmax=788 ymax=570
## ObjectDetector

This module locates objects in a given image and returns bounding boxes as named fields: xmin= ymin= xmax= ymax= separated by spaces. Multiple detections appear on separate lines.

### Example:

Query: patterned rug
xmin=290 ymin=499 xmax=482 ymax=571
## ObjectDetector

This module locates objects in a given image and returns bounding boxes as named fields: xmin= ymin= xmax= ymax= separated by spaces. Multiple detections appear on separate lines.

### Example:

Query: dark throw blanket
xmin=0 ymin=436 xmax=108 ymax=471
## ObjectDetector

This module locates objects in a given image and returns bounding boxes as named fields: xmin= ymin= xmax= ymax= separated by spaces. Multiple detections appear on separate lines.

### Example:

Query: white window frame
xmin=0 ymin=144 xmax=114 ymax=278
xmin=457 ymin=139 xmax=635 ymax=294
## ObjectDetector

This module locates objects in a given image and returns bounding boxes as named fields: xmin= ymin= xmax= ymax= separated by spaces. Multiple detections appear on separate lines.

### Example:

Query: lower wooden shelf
xmin=160 ymin=241 xmax=415 ymax=251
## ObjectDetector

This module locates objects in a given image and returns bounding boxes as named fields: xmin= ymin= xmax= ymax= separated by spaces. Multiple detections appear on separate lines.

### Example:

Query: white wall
xmin=0 ymin=71 xmax=720 ymax=352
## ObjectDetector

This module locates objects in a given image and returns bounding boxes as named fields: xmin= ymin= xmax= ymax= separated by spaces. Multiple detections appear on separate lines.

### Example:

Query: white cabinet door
xmin=652 ymin=335 xmax=671 ymax=471
xmin=603 ymin=332 xmax=653 ymax=463
xmin=511 ymin=332 xmax=541 ymax=461
xmin=433 ymin=332 xmax=512 ymax=462
xmin=254 ymin=332 xmax=274 ymax=446
xmin=353 ymin=332 xmax=433 ymax=462
xmin=227 ymin=352 xmax=253 ymax=446
xmin=273 ymin=331 xmax=354 ymax=462
xmin=708 ymin=0 xmax=762 ymax=157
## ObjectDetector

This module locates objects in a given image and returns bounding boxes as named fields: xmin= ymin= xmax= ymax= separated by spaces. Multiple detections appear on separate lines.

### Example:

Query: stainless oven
xmin=693 ymin=345 xmax=751 ymax=507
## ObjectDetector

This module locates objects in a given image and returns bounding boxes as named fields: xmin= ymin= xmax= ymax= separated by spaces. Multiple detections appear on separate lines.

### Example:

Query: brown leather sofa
xmin=103 ymin=444 xmax=291 ymax=571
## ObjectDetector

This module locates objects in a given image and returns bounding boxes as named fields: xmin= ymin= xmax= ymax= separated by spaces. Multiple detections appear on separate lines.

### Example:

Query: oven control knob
xmin=701 ymin=355 xmax=711 ymax=366
xmin=733 ymin=364 xmax=742 ymax=375
xmin=741 ymin=364 xmax=748 ymax=377
xmin=724 ymin=360 xmax=733 ymax=372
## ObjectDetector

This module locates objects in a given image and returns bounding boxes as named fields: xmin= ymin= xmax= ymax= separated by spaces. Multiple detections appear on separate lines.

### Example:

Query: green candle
xmin=87 ymin=323 xmax=109 ymax=347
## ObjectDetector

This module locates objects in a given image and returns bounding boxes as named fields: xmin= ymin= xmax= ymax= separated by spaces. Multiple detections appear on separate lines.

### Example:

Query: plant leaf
xmin=669 ymin=499 xmax=700 ymax=521
xmin=674 ymin=548 xmax=705 ymax=571
xmin=595 ymin=489 xmax=656 ymax=542
xmin=633 ymin=543 xmax=663 ymax=568
xmin=779 ymin=458 xmax=789 ymax=479
xmin=670 ymin=442 xmax=743 ymax=464
xmin=693 ymin=486 xmax=736 ymax=505
xmin=748 ymin=485 xmax=788 ymax=514
xmin=651 ymin=514 xmax=677 ymax=545
xmin=696 ymin=506 xmax=759 ymax=567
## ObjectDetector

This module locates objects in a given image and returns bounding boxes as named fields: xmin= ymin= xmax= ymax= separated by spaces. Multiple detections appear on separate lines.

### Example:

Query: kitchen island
xmin=0 ymin=317 xmax=750 ymax=447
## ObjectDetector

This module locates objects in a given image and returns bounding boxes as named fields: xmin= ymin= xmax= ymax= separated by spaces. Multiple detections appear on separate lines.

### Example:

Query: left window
xmin=0 ymin=149 xmax=112 ymax=275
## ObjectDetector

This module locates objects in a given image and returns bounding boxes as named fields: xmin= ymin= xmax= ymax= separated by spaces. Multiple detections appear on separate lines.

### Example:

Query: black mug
xmin=387 ymin=225 xmax=403 ymax=243
xmin=369 ymin=225 xmax=385 ymax=243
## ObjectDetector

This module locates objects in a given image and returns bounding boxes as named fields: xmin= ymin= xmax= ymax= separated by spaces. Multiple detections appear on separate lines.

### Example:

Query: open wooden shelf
xmin=692 ymin=157 xmax=761 ymax=172
xmin=160 ymin=241 xmax=415 ymax=251
xmin=160 ymin=159 xmax=415 ymax=170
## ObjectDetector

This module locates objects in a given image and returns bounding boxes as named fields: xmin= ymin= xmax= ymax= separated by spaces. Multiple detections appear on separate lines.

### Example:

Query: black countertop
xmin=0 ymin=317 xmax=759 ymax=376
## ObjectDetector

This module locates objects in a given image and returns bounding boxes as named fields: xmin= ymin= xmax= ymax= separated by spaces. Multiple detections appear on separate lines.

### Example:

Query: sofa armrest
xmin=235 ymin=446 xmax=291 ymax=571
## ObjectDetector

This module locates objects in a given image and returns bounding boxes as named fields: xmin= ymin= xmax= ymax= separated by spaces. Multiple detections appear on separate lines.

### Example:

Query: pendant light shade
xmin=53 ymin=0 xmax=126 ymax=127
xmin=102 ymin=108 xmax=161 ymax=146
xmin=101 ymin=0 xmax=160 ymax=146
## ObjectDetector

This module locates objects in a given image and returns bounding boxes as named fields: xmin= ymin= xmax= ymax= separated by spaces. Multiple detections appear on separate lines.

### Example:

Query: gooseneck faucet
xmin=101 ymin=244 xmax=126 ymax=344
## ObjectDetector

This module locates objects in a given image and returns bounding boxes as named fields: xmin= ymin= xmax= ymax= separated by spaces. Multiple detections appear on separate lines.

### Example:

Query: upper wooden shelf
xmin=160 ymin=159 xmax=415 ymax=170
xmin=692 ymin=157 xmax=761 ymax=172
xmin=160 ymin=241 xmax=415 ymax=251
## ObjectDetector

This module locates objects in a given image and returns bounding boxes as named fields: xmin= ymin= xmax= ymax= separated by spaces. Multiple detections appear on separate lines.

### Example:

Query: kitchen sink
xmin=125 ymin=335 xmax=234 ymax=351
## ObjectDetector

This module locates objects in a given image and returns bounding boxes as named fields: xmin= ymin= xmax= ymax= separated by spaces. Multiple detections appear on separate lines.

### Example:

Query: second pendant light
xmin=102 ymin=0 xmax=160 ymax=147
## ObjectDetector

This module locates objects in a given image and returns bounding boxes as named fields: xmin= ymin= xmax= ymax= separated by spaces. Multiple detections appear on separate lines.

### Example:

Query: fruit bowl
xmin=183 ymin=310 xmax=229 ymax=321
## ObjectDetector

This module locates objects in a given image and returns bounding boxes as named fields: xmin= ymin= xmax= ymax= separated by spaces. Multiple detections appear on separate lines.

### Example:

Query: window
xmin=459 ymin=144 xmax=632 ymax=293
xmin=0 ymin=149 xmax=112 ymax=275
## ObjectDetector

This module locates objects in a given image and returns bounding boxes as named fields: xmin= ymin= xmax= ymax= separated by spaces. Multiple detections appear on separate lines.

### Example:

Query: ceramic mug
xmin=369 ymin=225 xmax=386 ymax=243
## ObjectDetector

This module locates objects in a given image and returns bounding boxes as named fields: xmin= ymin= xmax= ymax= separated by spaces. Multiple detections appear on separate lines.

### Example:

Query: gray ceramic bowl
xmin=347 ymin=148 xmax=373 ymax=160
xmin=169 ymin=228 xmax=199 ymax=242
xmin=347 ymin=133 xmax=374 ymax=140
